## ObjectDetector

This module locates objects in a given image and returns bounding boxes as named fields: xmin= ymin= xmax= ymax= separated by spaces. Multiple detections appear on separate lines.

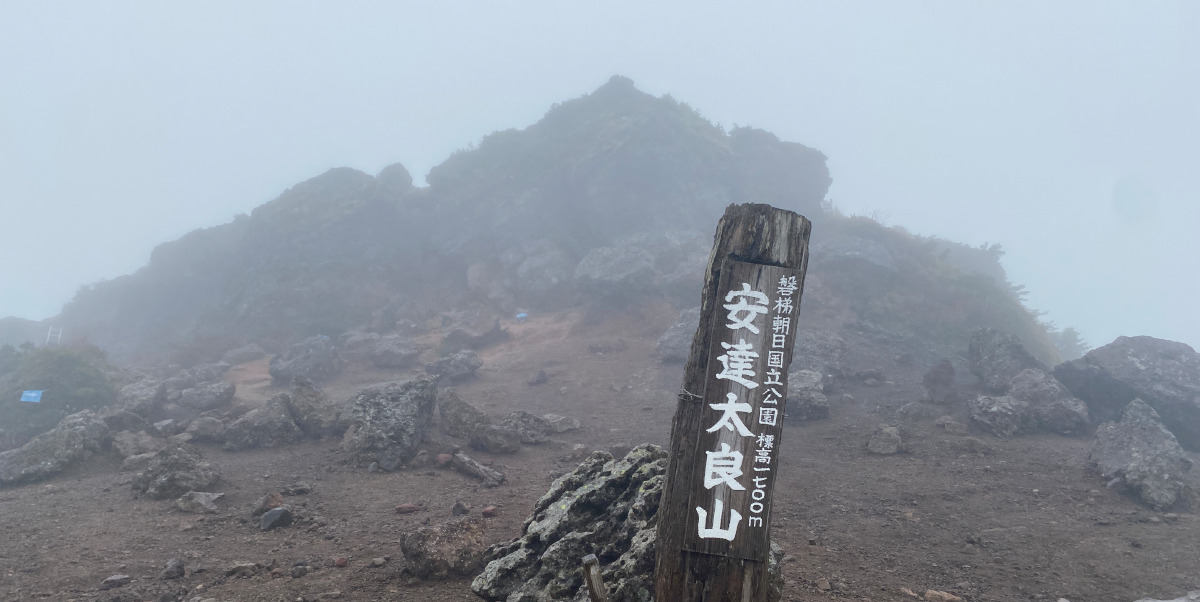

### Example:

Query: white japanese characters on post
xmin=683 ymin=260 xmax=804 ymax=561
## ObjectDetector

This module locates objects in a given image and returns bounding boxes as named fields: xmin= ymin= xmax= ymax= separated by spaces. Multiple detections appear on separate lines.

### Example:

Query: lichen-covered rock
xmin=1089 ymin=399 xmax=1193 ymax=510
xmin=655 ymin=307 xmax=700 ymax=363
xmin=132 ymin=445 xmax=221 ymax=500
xmin=1006 ymin=368 xmax=1089 ymax=435
xmin=471 ymin=445 xmax=666 ymax=601
xmin=499 ymin=411 xmax=553 ymax=444
xmin=176 ymin=382 xmax=235 ymax=411
xmin=112 ymin=430 xmax=167 ymax=458
xmin=468 ymin=425 xmax=522 ymax=454
xmin=786 ymin=369 xmax=830 ymax=421
xmin=1055 ymin=336 xmax=1200 ymax=451
xmin=0 ymin=411 xmax=110 ymax=487
xmin=471 ymin=444 xmax=785 ymax=602
xmin=222 ymin=395 xmax=303 ymax=451
xmin=923 ymin=359 xmax=957 ymax=405
xmin=402 ymin=515 xmax=487 ymax=580
xmin=184 ymin=416 xmax=226 ymax=443
xmin=361 ymin=334 xmax=419 ymax=368
xmin=968 ymin=395 xmax=1029 ymax=438
xmin=472 ymin=441 xmax=792 ymax=602
xmin=341 ymin=377 xmax=438 ymax=470
xmin=425 ymin=350 xmax=483 ymax=382
xmin=438 ymin=389 xmax=490 ymax=438
xmin=282 ymin=377 xmax=348 ymax=438
xmin=269 ymin=335 xmax=345 ymax=385
xmin=967 ymin=328 xmax=1046 ymax=394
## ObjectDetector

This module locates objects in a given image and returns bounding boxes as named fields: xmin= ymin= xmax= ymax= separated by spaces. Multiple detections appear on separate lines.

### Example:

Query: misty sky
xmin=2 ymin=2 xmax=1197 ymax=352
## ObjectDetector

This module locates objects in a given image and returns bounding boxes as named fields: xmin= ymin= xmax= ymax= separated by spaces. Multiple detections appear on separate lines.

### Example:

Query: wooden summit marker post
xmin=655 ymin=203 xmax=811 ymax=602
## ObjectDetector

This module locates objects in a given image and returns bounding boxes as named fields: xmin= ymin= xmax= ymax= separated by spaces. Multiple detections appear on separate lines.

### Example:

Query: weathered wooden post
xmin=655 ymin=203 xmax=811 ymax=602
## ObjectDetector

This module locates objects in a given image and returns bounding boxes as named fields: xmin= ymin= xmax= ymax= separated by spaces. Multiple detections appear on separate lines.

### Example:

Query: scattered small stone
xmin=291 ymin=565 xmax=309 ymax=578
xmin=255 ymin=492 xmax=285 ymax=516
xmin=99 ymin=574 xmax=131 ymax=590
xmin=176 ymin=491 xmax=224 ymax=514
xmin=436 ymin=453 xmax=453 ymax=466
xmin=817 ymin=577 xmax=832 ymax=591
xmin=452 ymin=499 xmax=471 ymax=516
xmin=481 ymin=505 xmax=499 ymax=518
xmin=160 ymin=558 xmax=185 ymax=580
xmin=260 ymin=506 xmax=294 ymax=531
xmin=334 ymin=557 xmax=348 ymax=568
xmin=281 ymin=482 xmax=312 ymax=496
xmin=370 ymin=557 xmax=387 ymax=567
xmin=226 ymin=561 xmax=260 ymax=578
xmin=541 ymin=413 xmax=580 ymax=433
xmin=395 ymin=503 xmax=425 ymax=514
xmin=924 ymin=590 xmax=963 ymax=602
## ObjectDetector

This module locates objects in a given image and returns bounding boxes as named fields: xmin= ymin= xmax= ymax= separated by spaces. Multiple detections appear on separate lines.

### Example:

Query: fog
xmin=2 ymin=1 xmax=1197 ymax=351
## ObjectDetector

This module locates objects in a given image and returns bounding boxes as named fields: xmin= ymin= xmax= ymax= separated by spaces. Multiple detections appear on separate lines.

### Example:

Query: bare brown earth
xmin=1 ymin=306 xmax=1197 ymax=602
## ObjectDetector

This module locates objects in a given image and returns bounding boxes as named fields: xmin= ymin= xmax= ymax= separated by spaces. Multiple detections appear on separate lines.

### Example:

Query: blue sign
xmin=20 ymin=390 xmax=43 ymax=403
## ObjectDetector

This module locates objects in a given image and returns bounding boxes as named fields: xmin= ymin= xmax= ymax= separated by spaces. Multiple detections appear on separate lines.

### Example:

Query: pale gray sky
xmin=2 ymin=1 xmax=1197 ymax=351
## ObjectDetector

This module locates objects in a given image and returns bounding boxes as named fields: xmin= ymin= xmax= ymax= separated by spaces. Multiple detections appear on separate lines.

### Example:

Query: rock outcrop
xmin=341 ymin=377 xmax=438 ymax=470
xmin=402 ymin=515 xmax=487 ymax=580
xmin=1055 ymin=336 xmax=1200 ymax=451
xmin=425 ymin=350 xmax=483 ymax=382
xmin=1005 ymin=368 xmax=1089 ymax=435
xmin=1088 ymin=399 xmax=1193 ymax=510
xmin=0 ymin=411 xmax=110 ymax=487
xmin=132 ymin=445 xmax=221 ymax=500
xmin=222 ymin=395 xmax=303 ymax=451
xmin=968 ymin=328 xmax=1046 ymax=393
xmin=269 ymin=335 xmax=346 ymax=385
xmin=471 ymin=444 xmax=785 ymax=602
xmin=438 ymin=389 xmax=490 ymax=438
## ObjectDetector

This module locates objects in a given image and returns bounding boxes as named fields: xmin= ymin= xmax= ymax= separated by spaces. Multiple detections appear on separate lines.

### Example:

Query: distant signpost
xmin=655 ymin=203 xmax=811 ymax=602
xmin=20 ymin=390 xmax=44 ymax=403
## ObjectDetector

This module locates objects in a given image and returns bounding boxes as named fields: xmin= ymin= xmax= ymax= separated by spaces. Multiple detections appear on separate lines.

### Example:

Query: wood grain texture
xmin=654 ymin=203 xmax=811 ymax=602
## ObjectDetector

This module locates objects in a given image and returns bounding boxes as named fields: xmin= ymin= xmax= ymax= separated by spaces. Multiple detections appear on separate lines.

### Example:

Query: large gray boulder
xmin=341 ymin=377 xmax=438 ymax=470
xmin=471 ymin=444 xmax=785 ymax=602
xmin=175 ymin=382 xmax=235 ymax=412
xmin=573 ymin=245 xmax=656 ymax=302
xmin=269 ymin=335 xmax=346 ymax=385
xmin=655 ymin=307 xmax=700 ymax=363
xmin=0 ymin=411 xmax=110 ymax=487
xmin=369 ymin=335 xmax=421 ymax=369
xmin=968 ymin=328 xmax=1046 ymax=393
xmin=785 ymin=369 xmax=830 ymax=422
xmin=1006 ymin=368 xmax=1089 ymax=435
xmin=438 ymin=389 xmax=490 ymax=438
xmin=281 ymin=377 xmax=349 ymax=438
xmin=132 ymin=444 xmax=221 ymax=500
xmin=499 ymin=411 xmax=553 ymax=445
xmin=1089 ymin=399 xmax=1193 ymax=510
xmin=402 ymin=515 xmax=487 ymax=580
xmin=425 ymin=350 xmax=483 ymax=382
xmin=969 ymin=395 xmax=1029 ymax=438
xmin=222 ymin=395 xmax=303 ymax=451
xmin=922 ymin=359 xmax=957 ymax=405
xmin=1055 ymin=336 xmax=1200 ymax=451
